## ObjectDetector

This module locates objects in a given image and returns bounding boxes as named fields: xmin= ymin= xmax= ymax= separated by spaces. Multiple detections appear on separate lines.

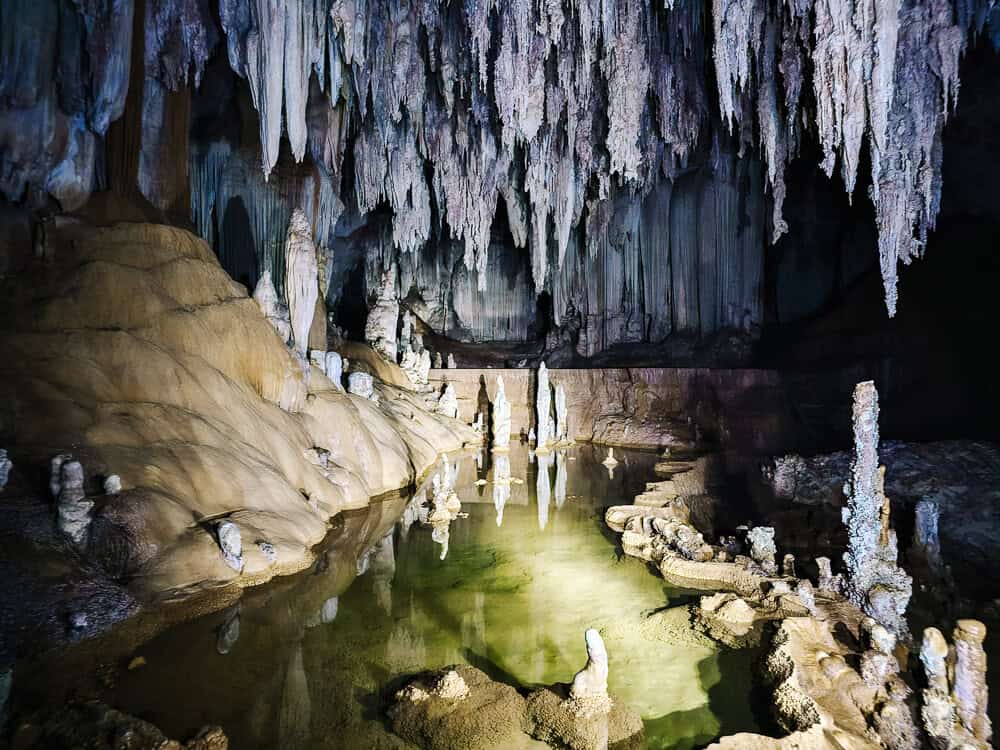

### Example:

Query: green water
xmin=94 ymin=444 xmax=758 ymax=748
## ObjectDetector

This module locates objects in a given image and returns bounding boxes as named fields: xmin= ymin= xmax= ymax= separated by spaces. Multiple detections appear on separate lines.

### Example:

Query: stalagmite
xmin=433 ymin=352 xmax=443 ymax=369
xmin=283 ymin=209 xmax=319 ymax=358
xmin=436 ymin=384 xmax=459 ymax=420
xmin=348 ymin=372 xmax=376 ymax=401
xmin=253 ymin=270 xmax=293 ymax=344
xmin=417 ymin=349 xmax=431 ymax=385
xmin=536 ymin=363 xmax=552 ymax=449
xmin=0 ymin=449 xmax=10 ymax=490
xmin=921 ymin=621 xmax=992 ymax=749
xmin=325 ymin=352 xmax=344 ymax=390
xmin=554 ymin=384 xmax=568 ymax=443
xmin=446 ymin=353 xmax=456 ymax=369
xmin=913 ymin=497 xmax=943 ymax=573
xmin=841 ymin=381 xmax=912 ymax=636
xmin=365 ymin=266 xmax=400 ymax=363
xmin=952 ymin=620 xmax=992 ymax=746
xmin=567 ymin=629 xmax=611 ymax=716
xmin=747 ymin=527 xmax=777 ymax=575
xmin=103 ymin=475 xmax=121 ymax=495
xmin=55 ymin=459 xmax=92 ymax=547
xmin=492 ymin=376 xmax=512 ymax=450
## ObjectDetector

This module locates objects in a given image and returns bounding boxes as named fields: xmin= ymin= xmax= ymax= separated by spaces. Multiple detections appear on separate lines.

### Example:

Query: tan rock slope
xmin=0 ymin=221 xmax=476 ymax=599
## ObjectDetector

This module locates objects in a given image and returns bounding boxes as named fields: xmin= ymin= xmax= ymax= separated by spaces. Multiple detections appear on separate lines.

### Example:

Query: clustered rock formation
xmin=3 ymin=0 xmax=995 ymax=363
xmin=388 ymin=630 xmax=643 ymax=749
xmin=605 ymin=382 xmax=992 ymax=750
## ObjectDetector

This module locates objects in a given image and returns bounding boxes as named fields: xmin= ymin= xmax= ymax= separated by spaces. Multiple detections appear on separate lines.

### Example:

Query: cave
xmin=1 ymin=1 xmax=999 ymax=748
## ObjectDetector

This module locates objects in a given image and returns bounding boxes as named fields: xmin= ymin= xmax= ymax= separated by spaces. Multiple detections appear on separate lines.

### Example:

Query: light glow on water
xmin=103 ymin=444 xmax=757 ymax=749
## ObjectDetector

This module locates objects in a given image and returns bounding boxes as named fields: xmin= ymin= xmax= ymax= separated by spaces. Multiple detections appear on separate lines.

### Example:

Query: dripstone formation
xmin=3 ymin=0 xmax=995 ymax=360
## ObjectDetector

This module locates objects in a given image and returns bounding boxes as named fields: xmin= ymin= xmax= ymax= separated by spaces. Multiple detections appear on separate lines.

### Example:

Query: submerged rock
xmin=388 ymin=665 xmax=529 ymax=750
xmin=9 ymin=702 xmax=228 ymax=750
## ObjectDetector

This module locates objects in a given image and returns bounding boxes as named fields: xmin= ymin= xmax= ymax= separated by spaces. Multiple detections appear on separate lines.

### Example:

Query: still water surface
xmin=98 ymin=444 xmax=756 ymax=748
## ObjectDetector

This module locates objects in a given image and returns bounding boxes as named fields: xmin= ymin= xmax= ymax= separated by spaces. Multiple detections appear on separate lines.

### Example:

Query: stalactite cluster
xmin=1 ymin=0 xmax=998 ymax=322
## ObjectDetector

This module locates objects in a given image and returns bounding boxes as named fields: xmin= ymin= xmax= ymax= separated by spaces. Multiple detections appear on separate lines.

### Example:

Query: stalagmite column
xmin=920 ymin=621 xmax=992 ymax=749
xmin=436 ymin=383 xmax=459 ymax=419
xmin=536 ymin=363 xmax=552 ymax=449
xmin=253 ymin=270 xmax=292 ymax=344
xmin=841 ymin=381 xmax=912 ymax=636
xmin=953 ymin=620 xmax=991 ymax=746
xmin=568 ymin=629 xmax=611 ymax=716
xmin=492 ymin=376 xmax=511 ymax=450
xmin=554 ymin=383 xmax=568 ymax=443
xmin=283 ymin=209 xmax=319 ymax=358
xmin=365 ymin=265 xmax=400 ymax=363
xmin=913 ymin=497 xmax=943 ymax=573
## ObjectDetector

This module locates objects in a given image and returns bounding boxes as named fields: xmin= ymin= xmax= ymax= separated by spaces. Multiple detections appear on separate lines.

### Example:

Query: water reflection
xmin=32 ymin=444 xmax=759 ymax=749
xmin=493 ymin=451 xmax=511 ymax=526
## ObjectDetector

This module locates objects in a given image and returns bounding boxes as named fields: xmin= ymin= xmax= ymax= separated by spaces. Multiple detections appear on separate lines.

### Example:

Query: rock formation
xmin=747 ymin=527 xmax=777 ymax=575
xmin=253 ymin=270 xmax=293 ymax=344
xmin=554 ymin=383 xmax=568 ymax=443
xmin=216 ymin=520 xmax=243 ymax=572
xmin=54 ymin=458 xmax=93 ymax=547
xmin=536 ymin=363 xmax=551 ymax=449
xmin=347 ymin=372 xmax=376 ymax=401
xmin=913 ymin=497 xmax=943 ymax=573
xmin=492 ymin=376 xmax=511 ymax=450
xmin=0 ymin=449 xmax=10 ymax=490
xmin=567 ymin=629 xmax=611 ymax=716
xmin=283 ymin=210 xmax=319 ymax=357
xmin=841 ymin=381 xmax=912 ymax=636
xmin=433 ymin=352 xmax=442 ymax=369
xmin=103 ymin=475 xmax=121 ymax=495
xmin=324 ymin=352 xmax=344 ymax=389
xmin=364 ymin=266 xmax=399 ymax=363
xmin=446 ymin=353 xmax=456 ymax=369
xmin=921 ymin=621 xmax=992 ymax=749
xmin=436 ymin=384 xmax=459 ymax=420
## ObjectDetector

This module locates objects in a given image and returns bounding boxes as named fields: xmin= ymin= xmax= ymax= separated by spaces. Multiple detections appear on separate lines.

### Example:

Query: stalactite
xmin=2 ymin=0 xmax=994 ymax=326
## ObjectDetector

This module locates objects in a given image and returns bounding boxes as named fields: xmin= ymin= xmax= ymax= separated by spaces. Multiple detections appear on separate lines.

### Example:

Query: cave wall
xmin=2 ymin=0 xmax=999 ymax=356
